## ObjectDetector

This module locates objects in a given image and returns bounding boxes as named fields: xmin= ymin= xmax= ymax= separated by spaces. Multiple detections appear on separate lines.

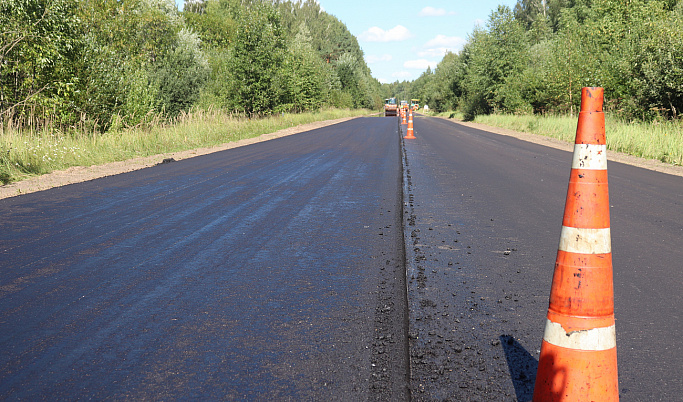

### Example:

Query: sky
xmin=175 ymin=0 xmax=519 ymax=83
xmin=316 ymin=0 xmax=518 ymax=83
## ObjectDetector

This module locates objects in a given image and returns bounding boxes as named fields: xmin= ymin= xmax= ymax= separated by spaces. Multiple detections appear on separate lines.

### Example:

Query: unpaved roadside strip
xmin=431 ymin=116 xmax=683 ymax=178
xmin=0 ymin=117 xmax=358 ymax=200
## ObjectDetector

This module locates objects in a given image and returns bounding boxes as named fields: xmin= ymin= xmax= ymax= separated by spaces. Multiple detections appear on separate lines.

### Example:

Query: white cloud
xmin=378 ymin=78 xmax=390 ymax=84
xmin=404 ymin=59 xmax=439 ymax=70
xmin=424 ymin=35 xmax=466 ymax=49
xmin=418 ymin=48 xmax=448 ymax=58
xmin=359 ymin=25 xmax=413 ymax=42
xmin=418 ymin=35 xmax=467 ymax=58
xmin=391 ymin=71 xmax=413 ymax=80
xmin=474 ymin=18 xmax=485 ymax=27
xmin=365 ymin=54 xmax=393 ymax=64
xmin=418 ymin=6 xmax=446 ymax=17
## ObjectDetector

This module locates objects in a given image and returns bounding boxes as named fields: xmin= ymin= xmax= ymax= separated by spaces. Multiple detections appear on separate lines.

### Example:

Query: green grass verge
xmin=0 ymin=108 xmax=370 ymax=185
xmin=450 ymin=113 xmax=682 ymax=166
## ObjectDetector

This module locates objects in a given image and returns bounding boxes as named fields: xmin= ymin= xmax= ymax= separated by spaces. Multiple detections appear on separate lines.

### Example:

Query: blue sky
xmin=317 ymin=1 xmax=518 ymax=83
xmin=175 ymin=1 xmax=518 ymax=83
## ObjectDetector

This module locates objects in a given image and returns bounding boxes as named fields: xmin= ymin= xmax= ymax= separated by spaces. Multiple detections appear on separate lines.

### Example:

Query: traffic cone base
xmin=535 ymin=340 xmax=618 ymax=401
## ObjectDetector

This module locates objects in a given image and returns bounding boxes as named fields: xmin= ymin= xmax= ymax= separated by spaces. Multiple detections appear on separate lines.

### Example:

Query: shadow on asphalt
xmin=500 ymin=335 xmax=538 ymax=402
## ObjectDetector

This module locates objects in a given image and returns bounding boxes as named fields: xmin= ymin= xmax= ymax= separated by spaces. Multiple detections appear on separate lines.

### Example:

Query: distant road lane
xmin=0 ymin=117 xmax=409 ymax=400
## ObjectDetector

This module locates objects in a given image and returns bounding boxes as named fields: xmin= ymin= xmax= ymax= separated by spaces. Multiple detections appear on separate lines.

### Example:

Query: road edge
xmin=427 ymin=115 xmax=683 ymax=178
xmin=0 ymin=116 xmax=361 ymax=200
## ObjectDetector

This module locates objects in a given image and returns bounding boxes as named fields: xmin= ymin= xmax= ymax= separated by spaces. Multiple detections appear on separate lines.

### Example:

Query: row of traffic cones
xmin=396 ymin=87 xmax=619 ymax=399
xmin=397 ymin=90 xmax=618 ymax=399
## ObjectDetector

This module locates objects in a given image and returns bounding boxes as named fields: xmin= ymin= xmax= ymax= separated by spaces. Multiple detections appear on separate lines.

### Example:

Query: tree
xmin=227 ymin=2 xmax=285 ymax=115
xmin=151 ymin=28 xmax=209 ymax=117
xmin=183 ymin=0 xmax=238 ymax=49
xmin=460 ymin=6 xmax=530 ymax=119
xmin=0 ymin=0 xmax=82 ymax=125
xmin=634 ymin=4 xmax=683 ymax=119
xmin=75 ymin=0 xmax=207 ymax=127
xmin=275 ymin=22 xmax=325 ymax=112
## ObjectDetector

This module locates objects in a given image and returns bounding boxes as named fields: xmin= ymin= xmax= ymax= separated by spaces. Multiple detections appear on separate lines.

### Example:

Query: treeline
xmin=393 ymin=0 xmax=683 ymax=121
xmin=0 ymin=0 xmax=381 ymax=131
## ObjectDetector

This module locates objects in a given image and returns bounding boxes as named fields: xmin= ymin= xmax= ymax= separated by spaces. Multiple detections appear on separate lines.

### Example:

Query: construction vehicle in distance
xmin=399 ymin=100 xmax=409 ymax=111
xmin=410 ymin=99 xmax=420 ymax=111
xmin=384 ymin=98 xmax=398 ymax=117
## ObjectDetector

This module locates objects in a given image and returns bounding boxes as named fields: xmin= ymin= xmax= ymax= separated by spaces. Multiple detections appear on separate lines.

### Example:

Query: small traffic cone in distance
xmin=404 ymin=110 xmax=416 ymax=139
xmin=402 ymin=109 xmax=407 ymax=125
xmin=533 ymin=87 xmax=618 ymax=401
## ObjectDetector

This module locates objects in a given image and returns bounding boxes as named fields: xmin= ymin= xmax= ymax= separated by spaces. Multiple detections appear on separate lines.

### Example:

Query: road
xmin=0 ymin=118 xmax=409 ymax=400
xmin=1 ymin=115 xmax=681 ymax=400
xmin=401 ymin=115 xmax=682 ymax=401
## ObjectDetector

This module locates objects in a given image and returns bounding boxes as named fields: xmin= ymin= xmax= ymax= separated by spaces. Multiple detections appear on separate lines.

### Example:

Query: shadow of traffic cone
xmin=533 ymin=87 xmax=618 ymax=401
xmin=404 ymin=110 xmax=416 ymax=139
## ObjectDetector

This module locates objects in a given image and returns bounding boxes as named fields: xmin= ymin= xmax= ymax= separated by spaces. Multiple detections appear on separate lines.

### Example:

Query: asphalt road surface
xmin=401 ymin=115 xmax=682 ymax=401
xmin=0 ymin=118 xmax=409 ymax=400
xmin=1 ymin=115 xmax=681 ymax=400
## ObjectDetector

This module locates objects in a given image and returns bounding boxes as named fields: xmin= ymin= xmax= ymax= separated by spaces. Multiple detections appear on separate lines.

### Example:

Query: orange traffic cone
xmin=533 ymin=87 xmax=618 ymax=401
xmin=404 ymin=110 xmax=416 ymax=139
xmin=401 ymin=109 xmax=407 ymax=125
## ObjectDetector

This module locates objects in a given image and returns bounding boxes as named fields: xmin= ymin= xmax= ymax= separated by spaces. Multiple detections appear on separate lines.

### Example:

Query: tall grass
xmin=0 ymin=108 xmax=369 ymax=184
xmin=472 ymin=114 xmax=683 ymax=166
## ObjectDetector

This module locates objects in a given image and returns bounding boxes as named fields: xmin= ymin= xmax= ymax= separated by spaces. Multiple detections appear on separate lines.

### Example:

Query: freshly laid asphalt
xmin=1 ymin=115 xmax=681 ymax=400
xmin=0 ymin=117 xmax=409 ymax=400
xmin=401 ymin=115 xmax=682 ymax=400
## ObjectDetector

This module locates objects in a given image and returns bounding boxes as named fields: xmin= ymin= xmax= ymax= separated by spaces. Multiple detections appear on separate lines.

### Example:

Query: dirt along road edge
xmin=0 ymin=117 xmax=359 ymax=200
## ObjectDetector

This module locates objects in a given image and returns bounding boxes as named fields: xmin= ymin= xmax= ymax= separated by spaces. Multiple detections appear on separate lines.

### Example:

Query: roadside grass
xmin=0 ymin=108 xmax=369 ymax=184
xmin=427 ymin=111 xmax=682 ymax=166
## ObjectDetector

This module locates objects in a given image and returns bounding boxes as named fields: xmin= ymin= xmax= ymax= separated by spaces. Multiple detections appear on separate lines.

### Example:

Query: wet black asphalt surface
xmin=0 ymin=118 xmax=409 ymax=400
xmin=1 ymin=115 xmax=681 ymax=400
xmin=401 ymin=116 xmax=682 ymax=401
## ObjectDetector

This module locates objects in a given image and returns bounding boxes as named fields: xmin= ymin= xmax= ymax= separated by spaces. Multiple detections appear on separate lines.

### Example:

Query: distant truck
xmin=384 ymin=98 xmax=398 ymax=117
xmin=410 ymin=99 xmax=420 ymax=111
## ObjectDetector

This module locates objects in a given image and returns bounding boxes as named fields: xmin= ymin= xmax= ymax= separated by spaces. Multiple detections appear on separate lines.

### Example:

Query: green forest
xmin=0 ymin=0 xmax=381 ymax=131
xmin=391 ymin=0 xmax=683 ymax=122
xmin=4 ymin=0 xmax=683 ymax=130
